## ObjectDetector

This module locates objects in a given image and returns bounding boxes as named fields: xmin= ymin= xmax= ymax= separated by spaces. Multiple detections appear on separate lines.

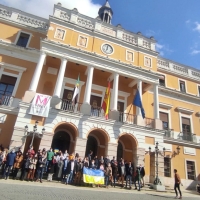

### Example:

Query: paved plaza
xmin=0 ymin=180 xmax=199 ymax=200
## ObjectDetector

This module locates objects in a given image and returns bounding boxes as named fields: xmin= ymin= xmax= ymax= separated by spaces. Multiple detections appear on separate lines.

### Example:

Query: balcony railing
xmin=60 ymin=99 xmax=82 ymax=113
xmin=145 ymin=117 xmax=155 ymax=128
xmin=91 ymin=106 xmax=103 ymax=117
xmin=0 ymin=95 xmax=13 ymax=106
xmin=164 ymin=129 xmax=174 ymax=138
xmin=119 ymin=112 xmax=137 ymax=125
xmin=182 ymin=132 xmax=193 ymax=142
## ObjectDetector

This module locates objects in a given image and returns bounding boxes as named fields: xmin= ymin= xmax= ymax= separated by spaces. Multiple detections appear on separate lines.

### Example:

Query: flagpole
xmin=126 ymin=104 xmax=133 ymax=122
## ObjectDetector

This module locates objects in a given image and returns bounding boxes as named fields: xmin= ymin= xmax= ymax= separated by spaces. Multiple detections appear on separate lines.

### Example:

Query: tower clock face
xmin=101 ymin=44 xmax=114 ymax=55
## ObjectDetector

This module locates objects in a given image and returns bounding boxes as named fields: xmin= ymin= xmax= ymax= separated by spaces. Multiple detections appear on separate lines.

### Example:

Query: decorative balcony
xmin=119 ymin=112 xmax=137 ymax=125
xmin=60 ymin=99 xmax=82 ymax=113
xmin=0 ymin=95 xmax=14 ymax=106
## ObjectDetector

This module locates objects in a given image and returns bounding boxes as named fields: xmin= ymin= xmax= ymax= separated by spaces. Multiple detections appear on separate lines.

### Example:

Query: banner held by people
xmin=102 ymin=81 xmax=111 ymax=119
xmin=83 ymin=167 xmax=104 ymax=184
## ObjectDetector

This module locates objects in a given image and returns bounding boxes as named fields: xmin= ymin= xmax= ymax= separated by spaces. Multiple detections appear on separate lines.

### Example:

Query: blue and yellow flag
xmin=83 ymin=167 xmax=104 ymax=184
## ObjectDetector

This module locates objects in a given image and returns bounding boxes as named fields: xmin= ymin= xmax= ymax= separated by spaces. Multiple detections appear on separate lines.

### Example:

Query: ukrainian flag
xmin=83 ymin=167 xmax=104 ymax=184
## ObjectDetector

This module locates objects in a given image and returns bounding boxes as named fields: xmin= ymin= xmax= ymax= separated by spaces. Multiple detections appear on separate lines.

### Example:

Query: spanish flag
xmin=102 ymin=81 xmax=111 ymax=119
xmin=83 ymin=167 xmax=104 ymax=184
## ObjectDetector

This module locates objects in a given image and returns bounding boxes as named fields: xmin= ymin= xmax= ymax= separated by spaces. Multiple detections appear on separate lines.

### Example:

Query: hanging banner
xmin=29 ymin=93 xmax=52 ymax=117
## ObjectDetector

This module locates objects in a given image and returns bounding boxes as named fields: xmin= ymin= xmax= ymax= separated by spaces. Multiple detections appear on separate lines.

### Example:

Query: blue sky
xmin=1 ymin=0 xmax=200 ymax=69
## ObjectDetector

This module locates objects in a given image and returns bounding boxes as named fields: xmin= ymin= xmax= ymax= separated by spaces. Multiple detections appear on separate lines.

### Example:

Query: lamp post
xmin=25 ymin=121 xmax=45 ymax=147
xmin=149 ymin=142 xmax=166 ymax=185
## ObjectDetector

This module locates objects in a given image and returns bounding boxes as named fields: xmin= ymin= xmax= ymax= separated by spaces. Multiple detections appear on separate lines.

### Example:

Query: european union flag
xmin=133 ymin=89 xmax=145 ymax=119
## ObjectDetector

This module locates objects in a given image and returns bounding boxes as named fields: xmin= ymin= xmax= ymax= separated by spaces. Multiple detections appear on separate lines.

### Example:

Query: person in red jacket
xmin=174 ymin=169 xmax=182 ymax=199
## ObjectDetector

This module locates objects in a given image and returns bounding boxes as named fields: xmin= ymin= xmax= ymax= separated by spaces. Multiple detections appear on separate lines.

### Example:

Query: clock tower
xmin=98 ymin=0 xmax=113 ymax=24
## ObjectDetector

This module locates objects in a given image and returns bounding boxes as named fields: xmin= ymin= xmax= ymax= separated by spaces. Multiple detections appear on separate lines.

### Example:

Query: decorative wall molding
xmin=184 ymin=147 xmax=196 ymax=155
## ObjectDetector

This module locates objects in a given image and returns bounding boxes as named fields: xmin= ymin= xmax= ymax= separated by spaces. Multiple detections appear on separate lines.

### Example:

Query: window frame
xmin=164 ymin=157 xmax=171 ymax=177
xmin=185 ymin=159 xmax=197 ymax=180
xmin=14 ymin=31 xmax=32 ymax=48
xmin=178 ymin=79 xmax=187 ymax=93
xmin=197 ymin=85 xmax=200 ymax=97
xmin=159 ymin=111 xmax=169 ymax=130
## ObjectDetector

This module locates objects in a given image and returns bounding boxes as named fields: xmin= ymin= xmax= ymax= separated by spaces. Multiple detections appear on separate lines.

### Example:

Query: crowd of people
xmin=0 ymin=146 xmax=145 ymax=190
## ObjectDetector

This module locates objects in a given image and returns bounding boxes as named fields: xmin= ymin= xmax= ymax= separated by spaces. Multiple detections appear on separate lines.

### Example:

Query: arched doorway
xmin=51 ymin=131 xmax=70 ymax=153
xmin=117 ymin=134 xmax=137 ymax=164
xmin=85 ymin=129 xmax=109 ymax=158
xmin=51 ymin=123 xmax=78 ymax=154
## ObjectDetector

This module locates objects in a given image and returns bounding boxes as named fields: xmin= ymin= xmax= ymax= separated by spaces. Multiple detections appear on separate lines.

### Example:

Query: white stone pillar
xmin=29 ymin=52 xmax=46 ymax=92
xmin=154 ymin=84 xmax=159 ymax=119
xmin=111 ymin=73 xmax=119 ymax=111
xmin=137 ymin=80 xmax=142 ymax=115
xmin=83 ymin=66 xmax=94 ymax=104
xmin=53 ymin=58 xmax=67 ymax=98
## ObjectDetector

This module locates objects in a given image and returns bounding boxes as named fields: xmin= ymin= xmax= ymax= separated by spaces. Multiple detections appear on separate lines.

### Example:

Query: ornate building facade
xmin=0 ymin=1 xmax=199 ymax=188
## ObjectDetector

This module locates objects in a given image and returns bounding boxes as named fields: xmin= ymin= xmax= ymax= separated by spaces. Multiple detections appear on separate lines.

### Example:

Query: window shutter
xmin=159 ymin=112 xmax=168 ymax=122
xmin=182 ymin=117 xmax=190 ymax=125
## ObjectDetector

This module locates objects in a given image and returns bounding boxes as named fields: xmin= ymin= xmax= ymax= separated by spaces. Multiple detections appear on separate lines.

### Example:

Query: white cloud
xmin=193 ymin=22 xmax=200 ymax=33
xmin=0 ymin=0 xmax=101 ymax=18
xmin=156 ymin=43 xmax=173 ymax=56
xmin=191 ymin=50 xmax=200 ymax=55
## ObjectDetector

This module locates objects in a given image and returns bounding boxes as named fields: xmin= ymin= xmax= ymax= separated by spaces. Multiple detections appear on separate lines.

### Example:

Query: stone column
xmin=154 ymin=84 xmax=162 ymax=129
xmin=80 ymin=66 xmax=94 ymax=115
xmin=39 ymin=132 xmax=53 ymax=150
xmin=74 ymin=137 xmax=87 ymax=159
xmin=53 ymin=58 xmax=67 ymax=98
xmin=29 ymin=51 xmax=46 ymax=92
xmin=109 ymin=73 xmax=119 ymax=120
xmin=23 ymin=52 xmax=46 ymax=103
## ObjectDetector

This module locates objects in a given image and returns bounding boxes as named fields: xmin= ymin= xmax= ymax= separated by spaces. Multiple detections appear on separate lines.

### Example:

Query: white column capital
xmin=40 ymin=51 xmax=46 ymax=56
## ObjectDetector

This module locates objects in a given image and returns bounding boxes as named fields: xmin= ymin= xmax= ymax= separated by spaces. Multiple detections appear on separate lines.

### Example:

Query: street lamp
xmin=149 ymin=142 xmax=166 ymax=185
xmin=25 ymin=121 xmax=45 ymax=147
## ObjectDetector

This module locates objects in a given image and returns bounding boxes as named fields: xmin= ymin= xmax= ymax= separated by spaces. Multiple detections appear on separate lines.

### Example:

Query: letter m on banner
xmin=29 ymin=93 xmax=52 ymax=117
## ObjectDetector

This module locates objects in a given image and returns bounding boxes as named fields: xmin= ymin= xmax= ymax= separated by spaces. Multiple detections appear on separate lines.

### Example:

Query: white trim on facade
xmin=54 ymin=27 xmax=67 ymax=41
xmin=126 ymin=50 xmax=134 ymax=63
xmin=159 ymin=107 xmax=171 ymax=129
xmin=0 ymin=62 xmax=26 ymax=97
xmin=144 ymin=56 xmax=152 ymax=68
xmin=184 ymin=159 xmax=198 ymax=181
xmin=197 ymin=84 xmax=200 ymax=97
xmin=77 ymin=34 xmax=89 ymax=48
xmin=178 ymin=112 xmax=194 ymax=133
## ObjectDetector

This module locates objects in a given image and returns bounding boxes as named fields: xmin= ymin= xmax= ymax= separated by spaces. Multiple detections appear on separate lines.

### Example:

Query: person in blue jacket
xmin=3 ymin=149 xmax=16 ymax=180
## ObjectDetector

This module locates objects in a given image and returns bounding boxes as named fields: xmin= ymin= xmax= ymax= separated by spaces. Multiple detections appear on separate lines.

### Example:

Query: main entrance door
xmin=51 ymin=131 xmax=70 ymax=153
xmin=85 ymin=136 xmax=98 ymax=159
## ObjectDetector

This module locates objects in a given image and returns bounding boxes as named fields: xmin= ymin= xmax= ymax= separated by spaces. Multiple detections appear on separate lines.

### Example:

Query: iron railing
xmin=91 ymin=106 xmax=103 ymax=117
xmin=119 ymin=112 xmax=137 ymax=124
xmin=60 ymin=99 xmax=82 ymax=113
xmin=0 ymin=95 xmax=13 ymax=106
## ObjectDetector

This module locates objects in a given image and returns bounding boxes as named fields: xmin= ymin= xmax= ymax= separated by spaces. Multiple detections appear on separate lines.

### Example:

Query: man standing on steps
xmin=174 ymin=169 xmax=182 ymax=199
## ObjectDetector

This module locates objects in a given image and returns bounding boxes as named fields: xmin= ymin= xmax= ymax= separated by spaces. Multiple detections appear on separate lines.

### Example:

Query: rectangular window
xmin=164 ymin=157 xmax=171 ymax=177
xmin=0 ymin=75 xmax=17 ymax=105
xmin=90 ymin=95 xmax=102 ymax=117
xmin=186 ymin=161 xmax=196 ymax=180
xmin=159 ymin=112 xmax=169 ymax=130
xmin=159 ymin=75 xmax=165 ymax=87
xmin=198 ymin=86 xmax=200 ymax=97
xmin=179 ymin=80 xmax=186 ymax=93
xmin=61 ymin=89 xmax=74 ymax=111
xmin=16 ymin=32 xmax=30 ymax=47
xmin=181 ymin=117 xmax=192 ymax=141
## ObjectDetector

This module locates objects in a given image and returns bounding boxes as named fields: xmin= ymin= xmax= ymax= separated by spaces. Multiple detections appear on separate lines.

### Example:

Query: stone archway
xmin=117 ymin=133 xmax=138 ymax=165
xmin=85 ymin=128 xmax=109 ymax=159
xmin=52 ymin=123 xmax=78 ymax=154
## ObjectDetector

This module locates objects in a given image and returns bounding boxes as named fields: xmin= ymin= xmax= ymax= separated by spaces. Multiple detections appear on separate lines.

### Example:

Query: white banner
xmin=29 ymin=93 xmax=52 ymax=117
